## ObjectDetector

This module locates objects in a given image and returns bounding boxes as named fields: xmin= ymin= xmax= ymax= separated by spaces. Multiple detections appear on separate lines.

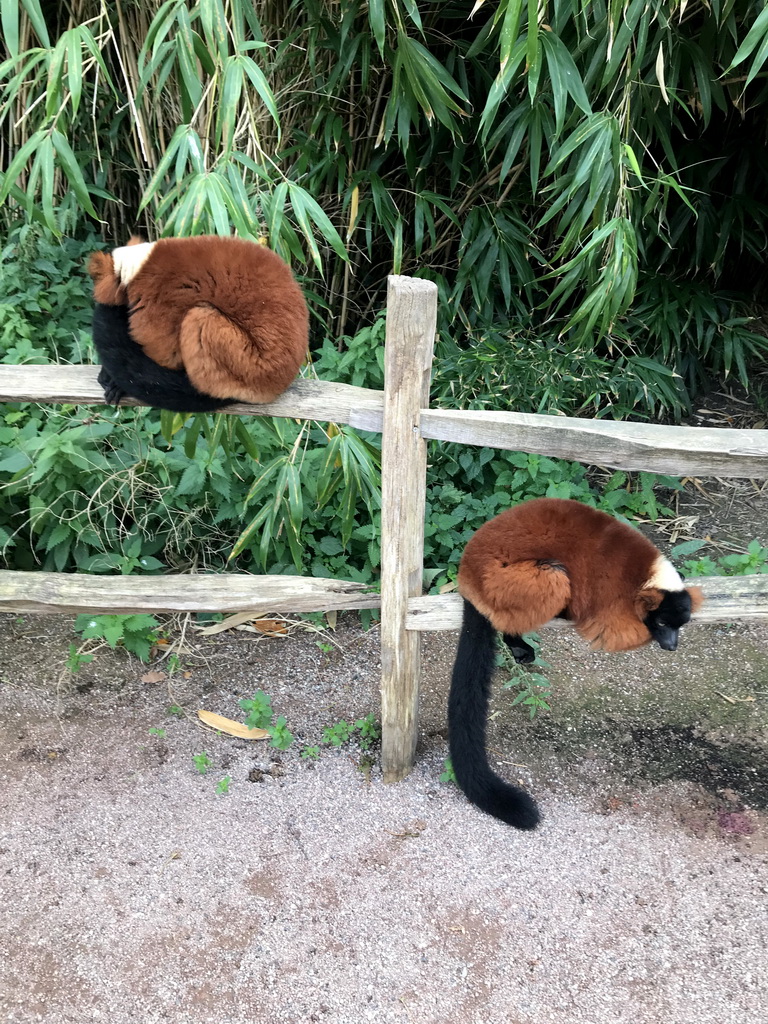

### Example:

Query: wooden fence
xmin=1 ymin=275 xmax=768 ymax=781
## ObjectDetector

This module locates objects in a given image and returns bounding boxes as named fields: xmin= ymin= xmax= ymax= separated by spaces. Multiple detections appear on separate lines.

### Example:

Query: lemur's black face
xmin=645 ymin=590 xmax=693 ymax=651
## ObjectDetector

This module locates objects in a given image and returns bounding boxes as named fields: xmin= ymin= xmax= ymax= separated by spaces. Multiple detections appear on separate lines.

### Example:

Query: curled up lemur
xmin=88 ymin=235 xmax=309 ymax=412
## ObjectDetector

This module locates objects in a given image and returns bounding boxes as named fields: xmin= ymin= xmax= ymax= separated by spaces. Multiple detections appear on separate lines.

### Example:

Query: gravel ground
xmin=1 ymin=612 xmax=766 ymax=1024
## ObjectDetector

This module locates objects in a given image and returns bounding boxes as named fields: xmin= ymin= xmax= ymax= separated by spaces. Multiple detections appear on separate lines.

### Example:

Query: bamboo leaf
xmin=285 ymin=462 xmax=303 ymax=539
xmin=199 ymin=0 xmax=229 ymax=60
xmin=368 ymin=0 xmax=386 ymax=55
xmin=542 ymin=29 xmax=592 ymax=115
xmin=21 ymin=0 xmax=50 ymax=47
xmin=241 ymin=54 xmax=280 ymax=133
xmin=726 ymin=3 xmax=768 ymax=72
xmin=175 ymin=6 xmax=204 ymax=116
xmin=500 ymin=0 xmax=525 ymax=68
xmin=46 ymin=35 xmax=67 ymax=117
xmin=267 ymin=180 xmax=288 ymax=251
xmin=36 ymin=134 xmax=56 ymax=231
xmin=0 ymin=129 xmax=44 ymax=205
xmin=288 ymin=182 xmax=348 ymax=267
xmin=244 ymin=455 xmax=283 ymax=507
xmin=745 ymin=27 xmax=768 ymax=86
xmin=139 ymin=124 xmax=189 ymax=211
xmin=655 ymin=42 xmax=669 ymax=105
xmin=219 ymin=55 xmax=245 ymax=152
xmin=67 ymin=27 xmax=84 ymax=117
xmin=2 ymin=1 xmax=19 ymax=58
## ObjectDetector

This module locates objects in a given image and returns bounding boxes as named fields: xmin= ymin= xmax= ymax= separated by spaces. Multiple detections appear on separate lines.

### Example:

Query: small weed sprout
xmin=193 ymin=752 xmax=212 ymax=775
xmin=74 ymin=613 xmax=161 ymax=663
xmin=239 ymin=690 xmax=293 ymax=750
xmin=66 ymin=643 xmax=94 ymax=674
xmin=269 ymin=716 xmax=294 ymax=751
xmin=671 ymin=538 xmax=768 ymax=577
xmin=322 ymin=720 xmax=354 ymax=747
xmin=321 ymin=714 xmax=381 ymax=750
xmin=355 ymin=714 xmax=381 ymax=750
xmin=215 ymin=776 xmax=232 ymax=795
xmin=239 ymin=690 xmax=274 ymax=730
xmin=499 ymin=635 xmax=552 ymax=719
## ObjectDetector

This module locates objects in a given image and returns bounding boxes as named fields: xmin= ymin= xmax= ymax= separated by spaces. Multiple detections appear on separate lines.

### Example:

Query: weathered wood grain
xmin=405 ymin=575 xmax=768 ymax=631
xmin=0 ymin=570 xmax=380 ymax=616
xmin=421 ymin=408 xmax=768 ymax=478
xmin=0 ymin=364 xmax=384 ymax=432
xmin=379 ymin=275 xmax=438 ymax=783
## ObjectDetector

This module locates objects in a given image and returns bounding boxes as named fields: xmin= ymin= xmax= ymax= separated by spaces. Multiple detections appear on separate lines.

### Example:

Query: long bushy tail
xmin=178 ymin=306 xmax=299 ymax=404
xmin=448 ymin=599 xmax=540 ymax=830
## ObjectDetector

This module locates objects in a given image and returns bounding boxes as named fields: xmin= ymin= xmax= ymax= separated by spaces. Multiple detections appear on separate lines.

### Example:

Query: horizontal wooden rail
xmin=0 ymin=364 xmax=384 ymax=433
xmin=421 ymin=409 xmax=768 ymax=479
xmin=405 ymin=574 xmax=768 ymax=630
xmin=0 ymin=570 xmax=380 ymax=616
xmin=4 ymin=365 xmax=767 ymax=479
xmin=3 ymin=568 xmax=764 ymax=631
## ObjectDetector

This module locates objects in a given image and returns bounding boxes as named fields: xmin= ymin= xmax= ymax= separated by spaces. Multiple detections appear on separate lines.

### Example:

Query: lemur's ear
xmin=635 ymin=588 xmax=663 ymax=616
xmin=686 ymin=586 xmax=704 ymax=612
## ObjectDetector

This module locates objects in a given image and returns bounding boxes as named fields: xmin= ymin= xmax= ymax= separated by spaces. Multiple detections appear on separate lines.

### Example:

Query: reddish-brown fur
xmin=87 ymin=235 xmax=309 ymax=403
xmin=458 ymin=498 xmax=703 ymax=652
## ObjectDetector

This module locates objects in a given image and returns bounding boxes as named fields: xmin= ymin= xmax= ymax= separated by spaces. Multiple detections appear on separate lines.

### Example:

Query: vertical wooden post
xmin=380 ymin=274 xmax=438 ymax=782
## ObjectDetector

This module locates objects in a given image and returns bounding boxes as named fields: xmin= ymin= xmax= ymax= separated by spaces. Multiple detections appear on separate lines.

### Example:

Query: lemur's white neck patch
xmin=112 ymin=242 xmax=155 ymax=285
xmin=644 ymin=555 xmax=684 ymax=592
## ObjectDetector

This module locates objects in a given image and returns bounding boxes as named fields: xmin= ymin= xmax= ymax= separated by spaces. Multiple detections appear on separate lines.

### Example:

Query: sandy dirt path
xmin=1 ymin=613 xmax=766 ymax=1024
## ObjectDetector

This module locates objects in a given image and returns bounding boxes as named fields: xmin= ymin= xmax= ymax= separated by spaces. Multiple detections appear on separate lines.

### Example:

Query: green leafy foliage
xmin=239 ymin=690 xmax=294 ymax=749
xmin=65 ymin=643 xmax=94 ymax=674
xmin=0 ymin=226 xmax=96 ymax=364
xmin=215 ymin=776 xmax=232 ymax=795
xmin=3 ymin=2 xmax=768 ymax=415
xmin=671 ymin=538 xmax=768 ymax=577
xmin=439 ymin=758 xmax=457 ymax=785
xmin=268 ymin=716 xmax=294 ymax=751
xmin=193 ymin=752 xmax=212 ymax=775
xmin=73 ymin=613 xmax=160 ymax=662
xmin=321 ymin=719 xmax=355 ymax=748
xmin=499 ymin=636 xmax=552 ymax=720
xmin=239 ymin=690 xmax=274 ymax=731
xmin=321 ymin=714 xmax=381 ymax=749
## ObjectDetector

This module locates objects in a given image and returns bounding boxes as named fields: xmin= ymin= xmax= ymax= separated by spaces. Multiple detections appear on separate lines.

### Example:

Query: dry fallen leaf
xmin=141 ymin=670 xmax=166 ymax=684
xmin=196 ymin=611 xmax=288 ymax=636
xmin=197 ymin=709 xmax=269 ymax=740
xmin=253 ymin=618 xmax=288 ymax=634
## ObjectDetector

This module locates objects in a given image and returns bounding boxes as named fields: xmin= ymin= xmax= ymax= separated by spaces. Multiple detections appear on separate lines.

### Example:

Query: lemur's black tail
xmin=91 ymin=302 xmax=233 ymax=412
xmin=448 ymin=598 xmax=540 ymax=830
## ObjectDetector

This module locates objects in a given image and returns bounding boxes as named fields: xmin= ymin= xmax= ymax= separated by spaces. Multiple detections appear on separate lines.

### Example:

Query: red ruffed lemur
xmin=87 ymin=235 xmax=309 ymax=412
xmin=449 ymin=498 xmax=704 ymax=831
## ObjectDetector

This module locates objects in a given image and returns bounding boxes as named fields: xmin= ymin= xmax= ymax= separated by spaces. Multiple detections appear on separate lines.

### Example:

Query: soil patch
xmin=1 ymin=609 xmax=767 ymax=1024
